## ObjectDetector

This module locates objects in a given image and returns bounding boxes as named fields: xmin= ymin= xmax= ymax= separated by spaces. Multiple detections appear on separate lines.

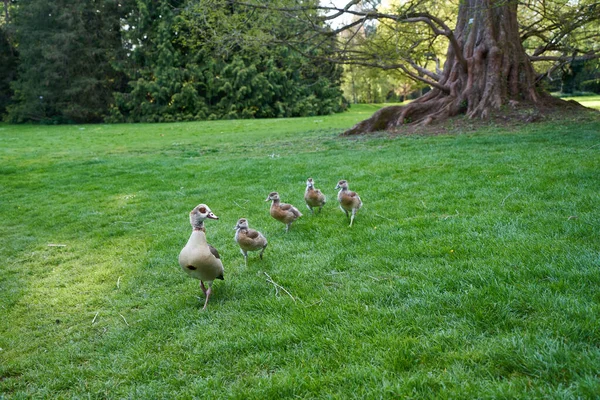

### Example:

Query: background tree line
xmin=1 ymin=0 xmax=599 ymax=125
xmin=0 ymin=0 xmax=346 ymax=124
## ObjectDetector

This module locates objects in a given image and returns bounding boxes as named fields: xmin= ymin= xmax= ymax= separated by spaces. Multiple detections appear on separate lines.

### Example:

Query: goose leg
xmin=202 ymin=286 xmax=212 ymax=310
xmin=350 ymin=209 xmax=356 ymax=227
xmin=200 ymin=280 xmax=208 ymax=295
xmin=259 ymin=245 xmax=266 ymax=260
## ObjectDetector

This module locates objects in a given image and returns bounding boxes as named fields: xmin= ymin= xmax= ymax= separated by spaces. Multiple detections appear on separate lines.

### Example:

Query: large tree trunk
xmin=344 ymin=0 xmax=571 ymax=135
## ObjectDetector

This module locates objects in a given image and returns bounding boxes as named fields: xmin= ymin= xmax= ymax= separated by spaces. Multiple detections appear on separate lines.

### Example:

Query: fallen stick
xmin=303 ymin=299 xmax=323 ymax=308
xmin=264 ymin=272 xmax=296 ymax=303
xmin=233 ymin=200 xmax=249 ymax=209
xmin=375 ymin=213 xmax=394 ymax=221
xmin=501 ymin=188 xmax=520 ymax=206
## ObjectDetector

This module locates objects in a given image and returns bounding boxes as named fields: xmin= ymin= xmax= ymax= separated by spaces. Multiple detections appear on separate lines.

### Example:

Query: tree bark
xmin=343 ymin=0 xmax=575 ymax=135
xmin=3 ymin=0 xmax=9 ymax=23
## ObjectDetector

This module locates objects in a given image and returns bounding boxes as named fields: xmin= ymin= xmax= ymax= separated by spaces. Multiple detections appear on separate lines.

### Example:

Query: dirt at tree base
xmin=342 ymin=99 xmax=599 ymax=137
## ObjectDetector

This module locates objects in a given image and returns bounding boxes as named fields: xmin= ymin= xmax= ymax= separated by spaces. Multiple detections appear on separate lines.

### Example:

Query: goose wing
xmin=208 ymin=243 xmax=220 ymax=259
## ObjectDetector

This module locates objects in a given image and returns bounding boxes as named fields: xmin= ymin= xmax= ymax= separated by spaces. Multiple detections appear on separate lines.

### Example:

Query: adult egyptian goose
xmin=304 ymin=178 xmax=326 ymax=214
xmin=178 ymin=204 xmax=224 ymax=310
xmin=234 ymin=218 xmax=268 ymax=266
xmin=265 ymin=192 xmax=302 ymax=232
xmin=335 ymin=180 xmax=362 ymax=226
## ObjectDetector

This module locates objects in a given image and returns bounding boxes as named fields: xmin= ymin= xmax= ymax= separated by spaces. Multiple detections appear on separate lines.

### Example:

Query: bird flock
xmin=178 ymin=178 xmax=362 ymax=310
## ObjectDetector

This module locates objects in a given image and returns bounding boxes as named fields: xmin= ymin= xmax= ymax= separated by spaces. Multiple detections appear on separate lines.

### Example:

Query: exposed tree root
xmin=342 ymin=94 xmax=594 ymax=136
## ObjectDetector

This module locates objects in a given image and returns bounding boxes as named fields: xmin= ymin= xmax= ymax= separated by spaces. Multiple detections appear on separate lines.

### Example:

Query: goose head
xmin=265 ymin=192 xmax=280 ymax=202
xmin=335 ymin=180 xmax=348 ymax=190
xmin=234 ymin=218 xmax=249 ymax=231
xmin=189 ymin=204 xmax=218 ymax=229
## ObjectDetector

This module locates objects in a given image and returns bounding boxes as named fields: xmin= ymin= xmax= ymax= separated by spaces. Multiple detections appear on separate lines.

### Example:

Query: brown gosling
xmin=265 ymin=191 xmax=302 ymax=232
xmin=178 ymin=204 xmax=224 ymax=310
xmin=304 ymin=178 xmax=326 ymax=215
xmin=335 ymin=180 xmax=362 ymax=227
xmin=234 ymin=218 xmax=268 ymax=266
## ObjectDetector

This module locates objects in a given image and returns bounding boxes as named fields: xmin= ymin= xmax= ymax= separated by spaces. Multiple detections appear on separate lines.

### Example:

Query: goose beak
xmin=207 ymin=212 xmax=219 ymax=220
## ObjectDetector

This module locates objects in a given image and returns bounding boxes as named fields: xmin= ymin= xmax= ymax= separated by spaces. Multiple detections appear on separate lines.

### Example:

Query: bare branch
xmin=341 ymin=58 xmax=449 ymax=92
xmin=519 ymin=1 xmax=600 ymax=59
xmin=407 ymin=59 xmax=441 ymax=82
xmin=319 ymin=0 xmax=362 ymax=21
xmin=530 ymin=53 xmax=600 ymax=62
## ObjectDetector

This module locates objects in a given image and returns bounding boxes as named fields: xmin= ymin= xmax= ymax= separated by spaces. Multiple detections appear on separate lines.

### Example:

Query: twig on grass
xmin=501 ymin=188 xmax=520 ymax=206
xmin=264 ymin=272 xmax=296 ymax=303
xmin=233 ymin=200 xmax=249 ymax=209
xmin=442 ymin=210 xmax=460 ymax=220
xmin=367 ymin=275 xmax=391 ymax=281
xmin=117 ymin=276 xmax=122 ymax=289
xmin=375 ymin=213 xmax=393 ymax=221
xmin=119 ymin=313 xmax=129 ymax=326
xmin=92 ymin=312 xmax=99 ymax=325
xmin=303 ymin=299 xmax=323 ymax=308
xmin=47 ymin=244 xmax=66 ymax=247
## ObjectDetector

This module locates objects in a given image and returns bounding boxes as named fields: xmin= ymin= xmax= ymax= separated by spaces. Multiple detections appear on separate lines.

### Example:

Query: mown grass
xmin=1 ymin=101 xmax=599 ymax=398
xmin=562 ymin=95 xmax=600 ymax=110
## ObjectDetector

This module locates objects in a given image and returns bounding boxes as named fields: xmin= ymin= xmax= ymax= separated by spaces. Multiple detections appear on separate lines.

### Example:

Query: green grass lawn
xmin=1 ymin=103 xmax=599 ymax=398
xmin=563 ymin=95 xmax=600 ymax=110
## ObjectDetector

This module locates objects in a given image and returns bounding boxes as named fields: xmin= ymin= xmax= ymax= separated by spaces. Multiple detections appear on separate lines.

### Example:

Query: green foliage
xmin=0 ymin=104 xmax=599 ymax=397
xmin=563 ymin=59 xmax=600 ymax=94
xmin=109 ymin=0 xmax=205 ymax=123
xmin=2 ymin=0 xmax=344 ymax=123
xmin=343 ymin=63 xmax=422 ymax=103
xmin=5 ymin=0 xmax=128 ymax=123
xmin=519 ymin=0 xmax=600 ymax=94
xmin=335 ymin=0 xmax=454 ymax=104
xmin=108 ymin=0 xmax=345 ymax=123
xmin=0 ymin=25 xmax=17 ymax=117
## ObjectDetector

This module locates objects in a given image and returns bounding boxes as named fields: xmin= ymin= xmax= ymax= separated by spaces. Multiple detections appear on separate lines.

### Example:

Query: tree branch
xmin=530 ymin=52 xmax=600 ymax=62
xmin=319 ymin=0 xmax=362 ymax=21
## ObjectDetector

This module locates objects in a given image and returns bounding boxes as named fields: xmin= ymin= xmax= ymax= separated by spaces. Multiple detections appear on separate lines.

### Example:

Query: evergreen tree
xmin=6 ymin=0 xmax=127 ymax=123
xmin=110 ymin=0 xmax=208 ymax=122
xmin=0 ymin=24 xmax=17 ymax=118
xmin=6 ymin=0 xmax=345 ymax=123
xmin=111 ymin=0 xmax=344 ymax=122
